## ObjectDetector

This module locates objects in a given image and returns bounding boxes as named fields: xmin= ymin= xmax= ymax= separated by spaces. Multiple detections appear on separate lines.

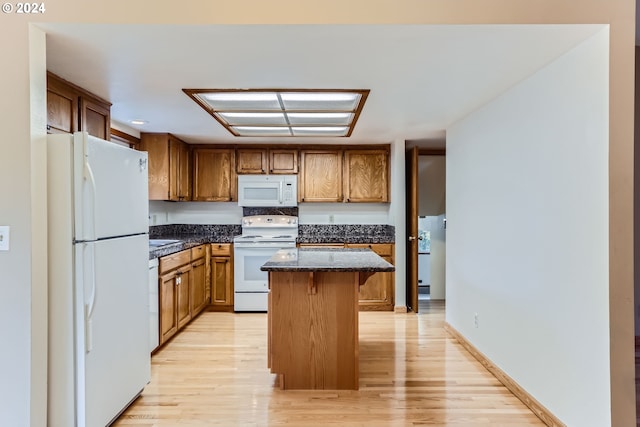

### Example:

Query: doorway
xmin=406 ymin=143 xmax=446 ymax=313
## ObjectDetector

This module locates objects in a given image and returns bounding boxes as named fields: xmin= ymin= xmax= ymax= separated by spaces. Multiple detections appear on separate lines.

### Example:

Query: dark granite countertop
xmin=148 ymin=223 xmax=396 ymax=260
xmin=149 ymin=237 xmax=217 ymax=259
xmin=260 ymin=248 xmax=395 ymax=272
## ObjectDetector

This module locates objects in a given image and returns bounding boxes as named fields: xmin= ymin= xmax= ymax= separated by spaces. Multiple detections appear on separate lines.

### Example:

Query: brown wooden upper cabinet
xmin=140 ymin=133 xmax=191 ymax=201
xmin=236 ymin=148 xmax=299 ymax=175
xmin=236 ymin=148 xmax=267 ymax=174
xmin=269 ymin=149 xmax=298 ymax=174
xmin=192 ymin=148 xmax=237 ymax=201
xmin=47 ymin=72 xmax=111 ymax=140
xmin=344 ymin=149 xmax=390 ymax=203
xmin=298 ymin=149 xmax=343 ymax=202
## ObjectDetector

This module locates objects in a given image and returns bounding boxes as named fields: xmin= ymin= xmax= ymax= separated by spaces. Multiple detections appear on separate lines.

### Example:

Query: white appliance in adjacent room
xmin=47 ymin=132 xmax=151 ymax=427
xmin=237 ymin=174 xmax=297 ymax=207
xmin=233 ymin=215 xmax=298 ymax=311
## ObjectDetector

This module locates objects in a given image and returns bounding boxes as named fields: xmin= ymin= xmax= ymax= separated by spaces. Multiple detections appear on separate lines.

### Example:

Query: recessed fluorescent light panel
xmin=183 ymin=89 xmax=369 ymax=137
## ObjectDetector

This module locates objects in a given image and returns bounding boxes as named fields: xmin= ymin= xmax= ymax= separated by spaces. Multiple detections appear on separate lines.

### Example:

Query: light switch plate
xmin=0 ymin=226 xmax=9 ymax=251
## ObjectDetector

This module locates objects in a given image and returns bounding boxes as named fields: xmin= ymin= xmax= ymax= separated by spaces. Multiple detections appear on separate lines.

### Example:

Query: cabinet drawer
xmin=211 ymin=243 xmax=232 ymax=256
xmin=159 ymin=249 xmax=191 ymax=274
xmin=346 ymin=243 xmax=393 ymax=258
xmin=191 ymin=245 xmax=206 ymax=260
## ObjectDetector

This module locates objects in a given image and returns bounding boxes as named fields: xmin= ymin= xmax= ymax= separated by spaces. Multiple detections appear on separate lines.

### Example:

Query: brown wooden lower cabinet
xmin=190 ymin=256 xmax=207 ymax=315
xmin=158 ymin=244 xmax=209 ymax=347
xmin=175 ymin=267 xmax=192 ymax=329
xmin=159 ymin=270 xmax=179 ymax=344
xmin=210 ymin=243 xmax=233 ymax=310
xmin=346 ymin=243 xmax=395 ymax=311
xmin=299 ymin=243 xmax=395 ymax=311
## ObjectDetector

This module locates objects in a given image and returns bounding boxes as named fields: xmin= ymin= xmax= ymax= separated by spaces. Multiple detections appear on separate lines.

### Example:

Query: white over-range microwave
xmin=237 ymin=174 xmax=298 ymax=207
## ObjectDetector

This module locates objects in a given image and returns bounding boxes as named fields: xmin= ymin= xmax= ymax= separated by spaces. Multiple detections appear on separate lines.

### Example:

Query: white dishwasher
xmin=148 ymin=258 xmax=159 ymax=352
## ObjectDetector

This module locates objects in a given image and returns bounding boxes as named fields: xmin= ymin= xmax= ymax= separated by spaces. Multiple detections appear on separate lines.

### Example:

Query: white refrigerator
xmin=47 ymin=132 xmax=151 ymax=427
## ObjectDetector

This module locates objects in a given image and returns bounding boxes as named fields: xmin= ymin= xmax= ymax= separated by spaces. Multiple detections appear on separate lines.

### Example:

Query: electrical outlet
xmin=0 ymin=226 xmax=9 ymax=251
xmin=329 ymin=214 xmax=335 ymax=224
xmin=474 ymin=313 xmax=479 ymax=328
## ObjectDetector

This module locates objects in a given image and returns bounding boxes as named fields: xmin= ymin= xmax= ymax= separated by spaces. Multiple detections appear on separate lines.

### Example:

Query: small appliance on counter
xmin=237 ymin=174 xmax=297 ymax=207
xmin=233 ymin=215 xmax=298 ymax=311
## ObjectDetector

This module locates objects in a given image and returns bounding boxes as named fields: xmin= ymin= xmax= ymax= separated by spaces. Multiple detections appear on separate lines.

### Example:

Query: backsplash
xmin=298 ymin=224 xmax=395 ymax=244
xmin=150 ymin=224 xmax=241 ymax=243
xmin=242 ymin=207 xmax=298 ymax=217
xmin=150 ymin=223 xmax=395 ymax=244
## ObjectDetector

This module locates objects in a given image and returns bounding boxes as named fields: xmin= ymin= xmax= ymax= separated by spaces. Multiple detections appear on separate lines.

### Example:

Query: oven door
xmin=234 ymin=245 xmax=285 ymax=292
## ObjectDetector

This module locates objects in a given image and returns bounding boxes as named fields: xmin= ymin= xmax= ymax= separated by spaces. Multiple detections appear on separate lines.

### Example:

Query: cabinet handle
xmin=176 ymin=276 xmax=181 ymax=285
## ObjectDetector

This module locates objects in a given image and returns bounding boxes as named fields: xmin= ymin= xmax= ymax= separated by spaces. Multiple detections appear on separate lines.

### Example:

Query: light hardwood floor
xmin=114 ymin=301 xmax=544 ymax=426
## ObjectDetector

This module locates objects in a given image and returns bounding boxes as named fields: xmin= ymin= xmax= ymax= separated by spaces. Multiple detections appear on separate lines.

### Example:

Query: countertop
xmin=149 ymin=237 xmax=215 ymax=259
xmin=260 ymin=248 xmax=396 ymax=272
xmin=148 ymin=223 xmax=396 ymax=260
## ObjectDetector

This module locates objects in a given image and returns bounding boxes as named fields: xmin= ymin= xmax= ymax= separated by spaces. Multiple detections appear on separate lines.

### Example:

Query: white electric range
xmin=233 ymin=215 xmax=298 ymax=312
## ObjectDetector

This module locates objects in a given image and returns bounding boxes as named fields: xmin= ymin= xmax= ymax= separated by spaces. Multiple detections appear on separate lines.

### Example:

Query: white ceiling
xmin=40 ymin=24 xmax=604 ymax=146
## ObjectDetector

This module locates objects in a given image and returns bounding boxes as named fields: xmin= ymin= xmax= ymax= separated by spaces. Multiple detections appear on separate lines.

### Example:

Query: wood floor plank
xmin=113 ymin=301 xmax=544 ymax=426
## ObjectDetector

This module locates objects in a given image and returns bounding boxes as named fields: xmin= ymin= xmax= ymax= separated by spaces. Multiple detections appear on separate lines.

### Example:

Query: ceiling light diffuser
xmin=183 ymin=89 xmax=369 ymax=137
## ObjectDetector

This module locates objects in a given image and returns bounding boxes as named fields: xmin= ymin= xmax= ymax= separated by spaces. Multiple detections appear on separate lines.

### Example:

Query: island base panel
xmin=268 ymin=271 xmax=359 ymax=390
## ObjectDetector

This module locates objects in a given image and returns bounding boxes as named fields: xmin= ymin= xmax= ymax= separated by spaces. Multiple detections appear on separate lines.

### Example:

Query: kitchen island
xmin=261 ymin=248 xmax=395 ymax=390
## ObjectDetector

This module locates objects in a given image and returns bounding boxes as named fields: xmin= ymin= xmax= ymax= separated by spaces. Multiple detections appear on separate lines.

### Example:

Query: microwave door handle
xmin=278 ymin=181 xmax=283 ymax=204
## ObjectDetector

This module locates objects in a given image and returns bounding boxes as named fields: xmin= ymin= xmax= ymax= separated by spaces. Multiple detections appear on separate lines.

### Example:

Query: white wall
xmin=446 ymin=28 xmax=609 ymax=427
xmin=149 ymin=201 xmax=242 ymax=225
xmin=149 ymin=201 xmax=392 ymax=226
xmin=298 ymin=203 xmax=390 ymax=224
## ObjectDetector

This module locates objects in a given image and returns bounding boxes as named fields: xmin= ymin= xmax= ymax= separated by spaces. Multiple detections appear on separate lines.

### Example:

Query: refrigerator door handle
xmin=84 ymin=243 xmax=97 ymax=354
xmin=84 ymin=161 xmax=98 ymax=242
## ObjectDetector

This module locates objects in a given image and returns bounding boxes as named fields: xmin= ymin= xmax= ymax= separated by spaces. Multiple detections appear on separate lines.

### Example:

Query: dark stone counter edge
xmin=261 ymin=266 xmax=396 ymax=272
xmin=149 ymin=237 xmax=224 ymax=260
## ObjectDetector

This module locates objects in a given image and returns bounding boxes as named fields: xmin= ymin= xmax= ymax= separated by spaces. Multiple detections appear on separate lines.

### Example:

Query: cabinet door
xmin=269 ymin=149 xmax=298 ymax=174
xmin=237 ymin=148 xmax=267 ymax=174
xmin=347 ymin=244 xmax=394 ymax=311
xmin=193 ymin=149 xmax=236 ymax=201
xmin=211 ymin=256 xmax=232 ymax=306
xmin=299 ymin=150 xmax=343 ymax=202
xmin=140 ymin=133 xmax=170 ymax=200
xmin=190 ymin=257 xmax=207 ymax=316
xmin=159 ymin=272 xmax=178 ymax=345
xmin=80 ymin=96 xmax=111 ymax=140
xmin=168 ymin=137 xmax=181 ymax=201
xmin=176 ymin=268 xmax=192 ymax=329
xmin=178 ymin=141 xmax=191 ymax=200
xmin=47 ymin=73 xmax=79 ymax=135
xmin=344 ymin=150 xmax=389 ymax=202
